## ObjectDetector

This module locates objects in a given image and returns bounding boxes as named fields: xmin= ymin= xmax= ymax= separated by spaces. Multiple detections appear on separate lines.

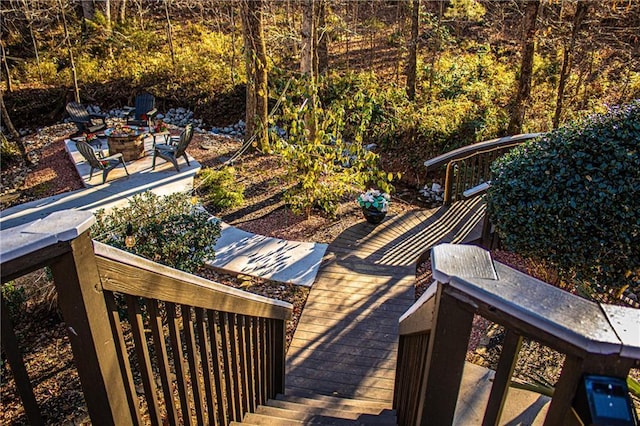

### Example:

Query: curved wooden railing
xmin=394 ymin=244 xmax=640 ymax=426
xmin=0 ymin=211 xmax=292 ymax=425
xmin=424 ymin=133 xmax=542 ymax=205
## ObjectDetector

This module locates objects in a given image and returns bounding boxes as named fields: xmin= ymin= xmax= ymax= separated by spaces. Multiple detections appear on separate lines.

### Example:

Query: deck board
xmin=285 ymin=198 xmax=485 ymax=403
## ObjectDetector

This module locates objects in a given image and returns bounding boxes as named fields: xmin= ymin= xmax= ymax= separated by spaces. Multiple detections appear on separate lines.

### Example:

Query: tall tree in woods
xmin=316 ymin=0 xmax=328 ymax=75
xmin=553 ymin=1 xmax=590 ymax=128
xmin=300 ymin=0 xmax=315 ymax=76
xmin=81 ymin=0 xmax=95 ymax=20
xmin=164 ymin=0 xmax=176 ymax=71
xmin=507 ymin=0 xmax=540 ymax=135
xmin=406 ymin=0 xmax=419 ymax=100
xmin=59 ymin=0 xmax=80 ymax=103
xmin=241 ymin=0 xmax=269 ymax=152
xmin=0 ymin=89 xmax=31 ymax=165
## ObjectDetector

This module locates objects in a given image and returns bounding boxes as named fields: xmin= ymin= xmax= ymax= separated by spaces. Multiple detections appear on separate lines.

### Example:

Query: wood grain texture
xmin=94 ymin=241 xmax=292 ymax=321
xmin=286 ymin=199 xmax=485 ymax=404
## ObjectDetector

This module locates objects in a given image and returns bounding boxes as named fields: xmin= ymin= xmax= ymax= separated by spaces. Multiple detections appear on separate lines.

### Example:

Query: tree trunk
xmin=229 ymin=4 xmax=237 ymax=86
xmin=81 ymin=0 xmax=95 ymax=20
xmin=553 ymin=1 xmax=589 ymax=128
xmin=119 ymin=0 xmax=127 ymax=24
xmin=22 ymin=0 xmax=43 ymax=83
xmin=300 ymin=0 xmax=314 ymax=76
xmin=104 ymin=0 xmax=112 ymax=31
xmin=317 ymin=0 xmax=328 ymax=74
xmin=507 ymin=0 xmax=540 ymax=135
xmin=241 ymin=0 xmax=269 ymax=152
xmin=406 ymin=0 xmax=419 ymax=100
xmin=0 ymin=89 xmax=32 ymax=165
xmin=1 ymin=40 xmax=12 ymax=93
xmin=164 ymin=0 xmax=176 ymax=72
xmin=59 ymin=0 xmax=81 ymax=103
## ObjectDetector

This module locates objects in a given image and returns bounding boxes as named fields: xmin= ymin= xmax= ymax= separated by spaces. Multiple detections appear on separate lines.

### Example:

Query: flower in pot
xmin=357 ymin=189 xmax=390 ymax=224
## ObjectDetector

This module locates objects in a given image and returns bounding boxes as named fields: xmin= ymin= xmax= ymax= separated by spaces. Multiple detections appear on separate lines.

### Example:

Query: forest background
xmin=2 ymin=0 xmax=639 ymax=188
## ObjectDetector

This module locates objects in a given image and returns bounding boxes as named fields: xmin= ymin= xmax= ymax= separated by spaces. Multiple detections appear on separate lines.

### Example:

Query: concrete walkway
xmin=0 ymin=135 xmax=326 ymax=287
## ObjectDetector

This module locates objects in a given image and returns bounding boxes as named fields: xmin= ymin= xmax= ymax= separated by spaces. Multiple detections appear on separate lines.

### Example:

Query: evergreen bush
xmin=487 ymin=100 xmax=640 ymax=292
xmin=92 ymin=191 xmax=220 ymax=273
xmin=197 ymin=166 xmax=245 ymax=211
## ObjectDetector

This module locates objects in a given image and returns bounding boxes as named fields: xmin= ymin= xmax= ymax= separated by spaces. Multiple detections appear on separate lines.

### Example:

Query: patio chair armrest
xmin=89 ymin=112 xmax=108 ymax=122
xmin=102 ymin=153 xmax=124 ymax=162
xmin=146 ymin=108 xmax=158 ymax=119
xmin=122 ymin=106 xmax=135 ymax=117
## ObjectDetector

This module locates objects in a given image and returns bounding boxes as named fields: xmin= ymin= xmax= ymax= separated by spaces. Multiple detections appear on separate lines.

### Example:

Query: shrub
xmin=273 ymin=77 xmax=395 ymax=218
xmin=487 ymin=100 xmax=640 ymax=292
xmin=1 ymin=134 xmax=21 ymax=168
xmin=92 ymin=191 xmax=220 ymax=273
xmin=2 ymin=282 xmax=26 ymax=318
xmin=197 ymin=166 xmax=245 ymax=211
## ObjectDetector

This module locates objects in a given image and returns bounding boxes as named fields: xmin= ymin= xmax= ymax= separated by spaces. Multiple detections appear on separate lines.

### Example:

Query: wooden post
xmin=418 ymin=286 xmax=474 ymax=425
xmin=1 ymin=297 xmax=44 ymax=425
xmin=483 ymin=329 xmax=523 ymax=426
xmin=48 ymin=225 xmax=135 ymax=424
xmin=273 ymin=318 xmax=287 ymax=396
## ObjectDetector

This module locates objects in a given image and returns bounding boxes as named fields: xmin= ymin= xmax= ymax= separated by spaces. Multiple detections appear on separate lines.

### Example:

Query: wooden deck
xmin=285 ymin=197 xmax=486 ymax=404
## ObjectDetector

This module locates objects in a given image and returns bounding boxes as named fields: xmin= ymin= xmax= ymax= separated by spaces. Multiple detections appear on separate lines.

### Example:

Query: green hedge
xmin=487 ymin=100 xmax=640 ymax=292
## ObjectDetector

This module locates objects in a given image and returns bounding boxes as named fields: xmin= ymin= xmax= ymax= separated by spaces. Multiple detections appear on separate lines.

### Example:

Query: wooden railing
xmin=394 ymin=243 xmax=640 ymax=426
xmin=424 ymin=133 xmax=542 ymax=205
xmin=1 ymin=211 xmax=292 ymax=425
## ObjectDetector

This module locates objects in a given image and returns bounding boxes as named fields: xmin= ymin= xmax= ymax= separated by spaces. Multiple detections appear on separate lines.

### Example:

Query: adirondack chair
xmin=152 ymin=124 xmax=194 ymax=172
xmin=126 ymin=92 xmax=158 ymax=127
xmin=75 ymin=140 xmax=129 ymax=184
xmin=66 ymin=102 xmax=108 ymax=134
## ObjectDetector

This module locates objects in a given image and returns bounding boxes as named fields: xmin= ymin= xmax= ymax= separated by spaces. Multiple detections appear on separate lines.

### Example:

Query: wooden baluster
xmin=219 ymin=311 xmax=239 ymax=421
xmin=126 ymin=295 xmax=162 ymax=425
xmin=483 ymin=329 xmax=523 ymax=426
xmin=182 ymin=305 xmax=206 ymax=425
xmin=167 ymin=303 xmax=193 ymax=426
xmin=195 ymin=308 xmax=217 ymax=426
xmin=236 ymin=315 xmax=252 ymax=413
xmin=103 ymin=292 xmax=143 ymax=425
xmin=207 ymin=310 xmax=227 ymax=425
xmin=0 ymin=296 xmax=43 ymax=425
xmin=245 ymin=316 xmax=257 ymax=412
xmin=148 ymin=299 xmax=180 ymax=426
xmin=418 ymin=287 xmax=474 ymax=425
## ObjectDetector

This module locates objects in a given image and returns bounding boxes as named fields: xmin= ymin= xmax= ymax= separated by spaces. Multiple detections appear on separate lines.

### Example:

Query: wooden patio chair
xmin=152 ymin=124 xmax=194 ymax=172
xmin=126 ymin=92 xmax=158 ymax=127
xmin=66 ymin=102 xmax=107 ymax=134
xmin=75 ymin=140 xmax=129 ymax=184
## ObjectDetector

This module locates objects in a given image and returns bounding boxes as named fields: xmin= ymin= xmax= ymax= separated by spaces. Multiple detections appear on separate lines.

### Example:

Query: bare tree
xmin=241 ymin=0 xmax=269 ymax=152
xmin=59 ymin=0 xmax=80 ymax=103
xmin=507 ymin=0 xmax=540 ymax=135
xmin=316 ymin=0 xmax=328 ymax=74
xmin=81 ymin=0 xmax=95 ymax=21
xmin=553 ymin=1 xmax=590 ymax=128
xmin=1 ymin=88 xmax=31 ymax=165
xmin=21 ymin=0 xmax=43 ymax=83
xmin=406 ymin=0 xmax=419 ymax=100
xmin=118 ymin=0 xmax=127 ymax=24
xmin=164 ymin=0 xmax=176 ymax=71
xmin=300 ymin=0 xmax=314 ymax=76
xmin=1 ymin=39 xmax=11 ymax=93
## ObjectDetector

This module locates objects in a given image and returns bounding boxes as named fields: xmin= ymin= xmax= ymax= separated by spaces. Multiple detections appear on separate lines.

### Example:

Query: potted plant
xmin=357 ymin=189 xmax=390 ymax=224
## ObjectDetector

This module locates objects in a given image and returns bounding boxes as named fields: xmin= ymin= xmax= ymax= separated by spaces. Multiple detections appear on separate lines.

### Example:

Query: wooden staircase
xmin=232 ymin=393 xmax=397 ymax=425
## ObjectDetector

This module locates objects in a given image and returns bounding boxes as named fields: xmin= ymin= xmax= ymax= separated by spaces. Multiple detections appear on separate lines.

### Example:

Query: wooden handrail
xmin=423 ymin=133 xmax=542 ymax=172
xmin=1 ymin=211 xmax=293 ymax=425
xmin=94 ymin=241 xmax=292 ymax=321
xmin=394 ymin=243 xmax=640 ymax=426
